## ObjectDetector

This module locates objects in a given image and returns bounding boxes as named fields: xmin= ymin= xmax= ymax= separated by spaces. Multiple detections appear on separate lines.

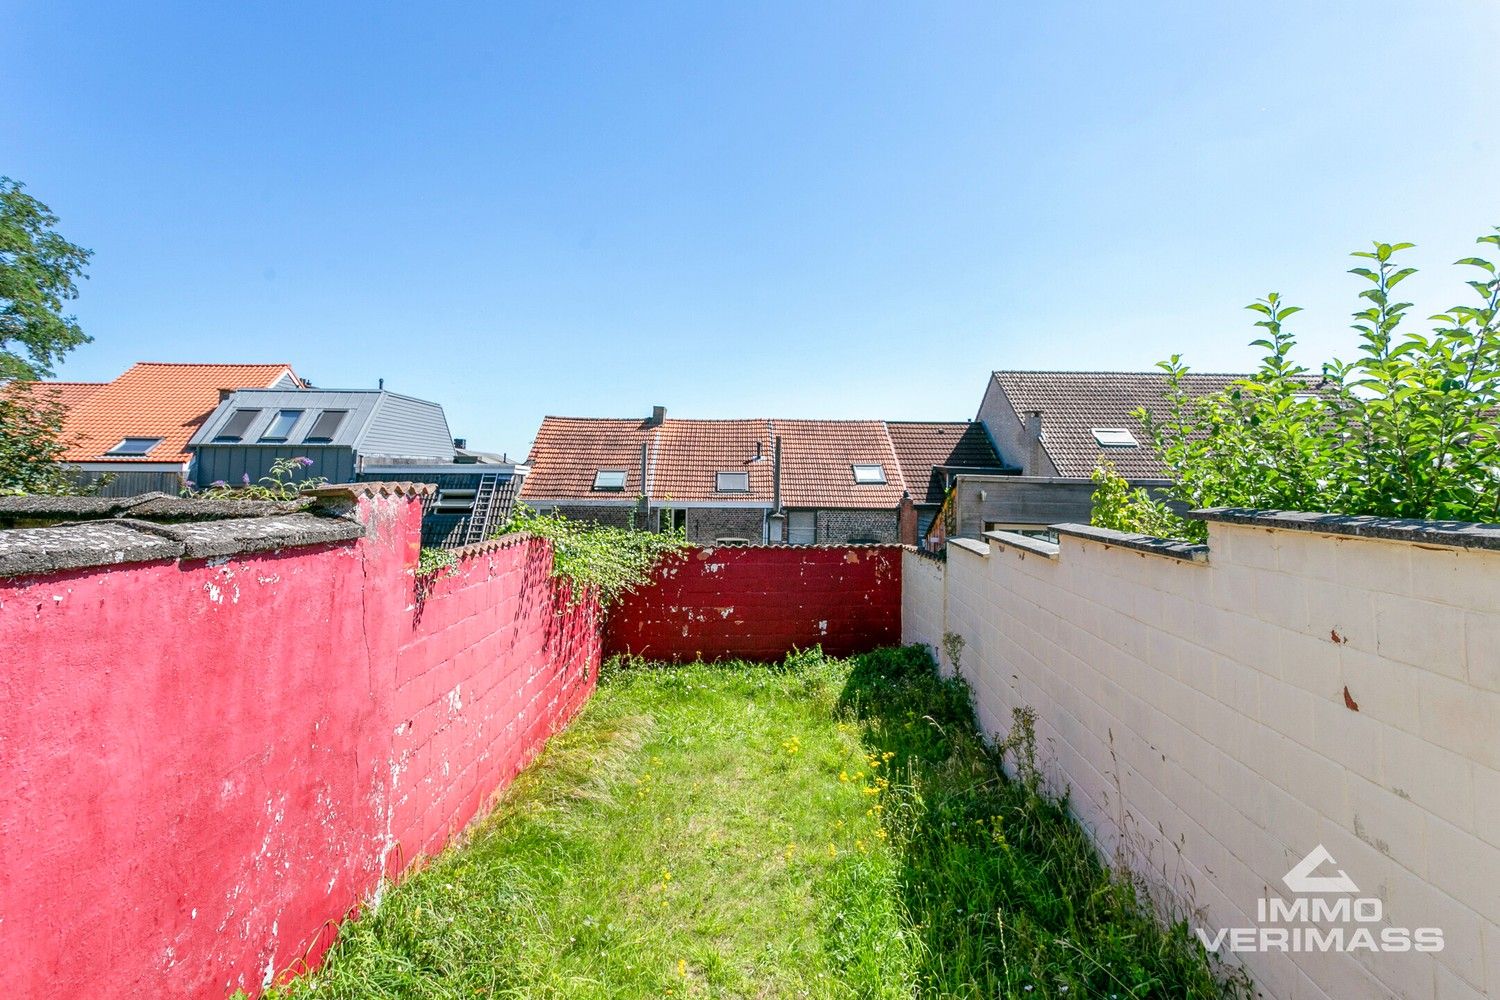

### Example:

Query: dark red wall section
xmin=606 ymin=544 xmax=902 ymax=661
xmin=0 ymin=492 xmax=599 ymax=999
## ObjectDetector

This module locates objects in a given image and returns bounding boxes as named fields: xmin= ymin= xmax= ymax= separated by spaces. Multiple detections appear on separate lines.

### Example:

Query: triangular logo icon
xmin=1283 ymin=845 xmax=1359 ymax=894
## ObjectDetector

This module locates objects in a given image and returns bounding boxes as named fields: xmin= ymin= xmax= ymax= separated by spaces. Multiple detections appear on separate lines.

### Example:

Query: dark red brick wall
xmin=606 ymin=544 xmax=902 ymax=661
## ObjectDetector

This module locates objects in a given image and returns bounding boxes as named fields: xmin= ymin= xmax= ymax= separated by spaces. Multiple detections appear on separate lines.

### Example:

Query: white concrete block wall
xmin=901 ymin=519 xmax=1500 ymax=1000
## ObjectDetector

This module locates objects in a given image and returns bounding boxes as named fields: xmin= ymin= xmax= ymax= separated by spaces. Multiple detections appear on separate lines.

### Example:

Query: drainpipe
xmin=1024 ymin=410 xmax=1044 ymax=475
xmin=638 ymin=441 xmax=651 ymax=531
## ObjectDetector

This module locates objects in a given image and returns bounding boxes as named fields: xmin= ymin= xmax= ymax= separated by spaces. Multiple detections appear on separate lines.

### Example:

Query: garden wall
xmin=903 ymin=514 xmax=1500 ymax=1000
xmin=0 ymin=485 xmax=600 ymax=999
xmin=607 ymin=544 xmax=902 ymax=661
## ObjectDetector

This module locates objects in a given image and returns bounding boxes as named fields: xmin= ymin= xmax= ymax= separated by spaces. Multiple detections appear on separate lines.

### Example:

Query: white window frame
xmin=592 ymin=469 xmax=628 ymax=491
xmin=1090 ymin=428 xmax=1139 ymax=448
xmin=106 ymin=436 xmax=163 ymax=456
xmin=851 ymin=464 xmax=886 ymax=485
xmin=715 ymin=470 xmax=750 ymax=492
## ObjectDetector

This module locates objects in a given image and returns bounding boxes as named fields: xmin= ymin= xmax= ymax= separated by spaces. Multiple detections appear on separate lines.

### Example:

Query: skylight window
xmin=213 ymin=408 xmax=260 ymax=442
xmin=260 ymin=409 xmax=303 ymax=442
xmin=592 ymin=470 xmax=627 ymax=491
xmin=852 ymin=464 xmax=887 ymax=485
xmin=107 ymin=437 xmax=162 ymax=456
xmin=1091 ymin=428 xmax=1139 ymax=448
xmin=716 ymin=471 xmax=750 ymax=492
xmin=304 ymin=409 xmax=349 ymax=443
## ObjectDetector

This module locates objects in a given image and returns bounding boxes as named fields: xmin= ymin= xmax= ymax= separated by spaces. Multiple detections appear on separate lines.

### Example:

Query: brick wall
xmin=904 ymin=518 xmax=1500 ymax=999
xmin=548 ymin=502 xmax=637 ymax=528
xmin=0 ymin=488 xmax=599 ymax=999
xmin=607 ymin=544 xmax=902 ymax=661
xmin=683 ymin=506 xmax=765 ymax=543
xmin=813 ymin=508 xmax=899 ymax=544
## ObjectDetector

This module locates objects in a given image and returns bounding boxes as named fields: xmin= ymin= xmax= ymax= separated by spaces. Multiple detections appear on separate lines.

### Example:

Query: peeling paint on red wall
xmin=605 ymin=545 xmax=902 ymax=661
xmin=0 ymin=494 xmax=600 ymax=998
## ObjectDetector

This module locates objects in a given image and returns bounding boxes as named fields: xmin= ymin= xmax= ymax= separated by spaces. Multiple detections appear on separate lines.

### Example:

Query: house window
xmin=852 ymin=464 xmax=886 ymax=485
xmin=260 ymin=409 xmax=303 ymax=442
xmin=304 ymin=409 xmax=349 ymax=443
xmin=592 ymin=469 xmax=627 ymax=491
xmin=433 ymin=488 xmax=476 ymax=515
xmin=715 ymin=471 xmax=749 ymax=492
xmin=106 ymin=437 xmax=162 ymax=456
xmin=787 ymin=511 xmax=816 ymax=545
xmin=658 ymin=508 xmax=686 ymax=532
xmin=213 ymin=409 xmax=260 ymax=442
xmin=1091 ymin=428 xmax=1138 ymax=448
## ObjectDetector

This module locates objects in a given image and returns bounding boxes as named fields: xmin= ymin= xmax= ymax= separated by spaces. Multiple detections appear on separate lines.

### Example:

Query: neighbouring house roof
xmin=989 ymin=370 xmax=1317 ymax=480
xmin=31 ymin=381 xmax=107 ymax=412
xmin=885 ymin=421 xmax=1009 ymax=505
xmin=38 ymin=362 xmax=302 ymax=465
xmin=520 ymin=414 xmax=1005 ymax=510
xmin=772 ymin=419 xmax=905 ymax=508
xmin=188 ymin=387 xmax=454 ymax=462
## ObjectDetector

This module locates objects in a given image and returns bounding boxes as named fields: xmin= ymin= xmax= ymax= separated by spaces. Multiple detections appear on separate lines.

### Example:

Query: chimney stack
xmin=648 ymin=405 xmax=666 ymax=426
xmin=1024 ymin=410 xmax=1044 ymax=474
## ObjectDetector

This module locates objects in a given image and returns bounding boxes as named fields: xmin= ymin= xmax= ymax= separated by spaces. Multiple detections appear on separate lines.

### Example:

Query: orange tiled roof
xmin=45 ymin=362 xmax=300 ymax=464
xmin=521 ymin=415 xmax=1000 ymax=510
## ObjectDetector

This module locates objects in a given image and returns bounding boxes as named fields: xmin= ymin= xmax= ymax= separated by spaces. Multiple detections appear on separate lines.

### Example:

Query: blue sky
xmin=7 ymin=2 xmax=1498 ymax=456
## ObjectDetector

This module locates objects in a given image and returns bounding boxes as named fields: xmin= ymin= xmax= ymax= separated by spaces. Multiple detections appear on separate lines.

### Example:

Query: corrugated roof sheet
xmin=42 ymin=363 xmax=300 ymax=464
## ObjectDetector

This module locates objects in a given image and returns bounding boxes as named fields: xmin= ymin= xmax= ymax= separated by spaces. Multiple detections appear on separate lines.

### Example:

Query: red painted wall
xmin=0 ymin=491 xmax=599 ymax=999
xmin=606 ymin=544 xmax=902 ymax=661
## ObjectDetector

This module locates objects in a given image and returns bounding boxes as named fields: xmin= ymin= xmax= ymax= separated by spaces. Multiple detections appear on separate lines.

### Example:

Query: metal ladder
xmin=461 ymin=473 xmax=500 ymax=545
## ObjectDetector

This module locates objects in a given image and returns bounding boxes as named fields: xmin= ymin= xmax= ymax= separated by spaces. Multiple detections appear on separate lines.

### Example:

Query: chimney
xmin=1024 ymin=409 xmax=1044 ymax=474
xmin=647 ymin=405 xmax=666 ymax=427
xmin=772 ymin=435 xmax=783 ymax=510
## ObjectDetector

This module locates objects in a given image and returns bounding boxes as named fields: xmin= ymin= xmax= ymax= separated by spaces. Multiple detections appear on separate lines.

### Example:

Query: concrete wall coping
xmin=984 ymin=530 xmax=1060 ymax=559
xmin=948 ymin=537 xmax=990 ymax=557
xmin=1052 ymin=523 xmax=1210 ymax=563
xmin=0 ymin=513 xmax=364 ymax=579
xmin=1188 ymin=506 xmax=1500 ymax=551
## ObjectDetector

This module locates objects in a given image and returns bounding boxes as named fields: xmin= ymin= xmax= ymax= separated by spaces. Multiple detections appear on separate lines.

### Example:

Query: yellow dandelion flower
xmin=678 ymin=959 xmax=687 ymax=977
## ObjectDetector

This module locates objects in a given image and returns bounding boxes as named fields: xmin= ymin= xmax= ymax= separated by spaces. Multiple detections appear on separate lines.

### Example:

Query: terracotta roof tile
xmin=522 ymin=415 xmax=1009 ymax=511
xmin=47 ymin=363 xmax=299 ymax=464
xmin=769 ymin=419 xmax=905 ymax=508
xmin=885 ymin=421 xmax=1007 ymax=504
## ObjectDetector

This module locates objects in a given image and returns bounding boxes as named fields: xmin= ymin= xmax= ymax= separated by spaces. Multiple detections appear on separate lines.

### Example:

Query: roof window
xmin=260 ymin=409 xmax=303 ymax=442
xmin=213 ymin=408 xmax=260 ymax=442
xmin=592 ymin=470 xmax=628 ymax=491
xmin=106 ymin=437 xmax=162 ymax=456
xmin=1091 ymin=428 xmax=1139 ymax=448
xmin=716 ymin=471 xmax=750 ymax=492
xmin=852 ymin=464 xmax=887 ymax=485
xmin=304 ymin=409 xmax=349 ymax=443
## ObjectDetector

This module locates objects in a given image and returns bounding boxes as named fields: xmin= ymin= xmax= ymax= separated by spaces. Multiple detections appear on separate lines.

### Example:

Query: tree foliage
xmin=503 ymin=504 xmax=691 ymax=607
xmin=0 ymin=382 xmax=84 ymax=494
xmin=1094 ymin=230 xmax=1500 ymax=540
xmin=0 ymin=177 xmax=93 ymax=381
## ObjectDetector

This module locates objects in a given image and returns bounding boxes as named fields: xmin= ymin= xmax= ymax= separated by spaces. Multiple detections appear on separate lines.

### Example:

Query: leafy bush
xmin=192 ymin=455 xmax=328 ymax=501
xmin=1096 ymin=230 xmax=1500 ymax=539
xmin=502 ymin=503 xmax=690 ymax=607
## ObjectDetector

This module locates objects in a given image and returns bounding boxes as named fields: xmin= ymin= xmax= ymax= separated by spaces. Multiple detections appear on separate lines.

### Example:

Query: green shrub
xmin=502 ymin=503 xmax=691 ymax=606
xmin=1096 ymin=231 xmax=1500 ymax=538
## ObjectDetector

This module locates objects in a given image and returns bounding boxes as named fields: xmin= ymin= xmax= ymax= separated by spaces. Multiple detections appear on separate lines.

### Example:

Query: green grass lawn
xmin=265 ymin=647 xmax=1246 ymax=1000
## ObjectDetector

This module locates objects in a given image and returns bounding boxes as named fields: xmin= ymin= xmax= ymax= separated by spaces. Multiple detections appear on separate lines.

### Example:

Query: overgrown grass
xmin=263 ymin=647 xmax=1246 ymax=999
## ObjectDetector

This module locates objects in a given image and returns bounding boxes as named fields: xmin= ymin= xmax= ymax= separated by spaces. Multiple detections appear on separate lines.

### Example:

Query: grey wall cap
xmin=305 ymin=482 xmax=438 ymax=499
xmin=1188 ymin=507 xmax=1500 ymax=551
xmin=0 ymin=514 xmax=365 ymax=579
xmin=0 ymin=522 xmax=184 ymax=578
xmin=129 ymin=513 xmax=365 ymax=559
xmin=0 ymin=491 xmax=307 ymax=525
xmin=984 ymin=530 xmax=1060 ymax=559
xmin=948 ymin=537 xmax=990 ymax=557
xmin=1053 ymin=523 xmax=1209 ymax=563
